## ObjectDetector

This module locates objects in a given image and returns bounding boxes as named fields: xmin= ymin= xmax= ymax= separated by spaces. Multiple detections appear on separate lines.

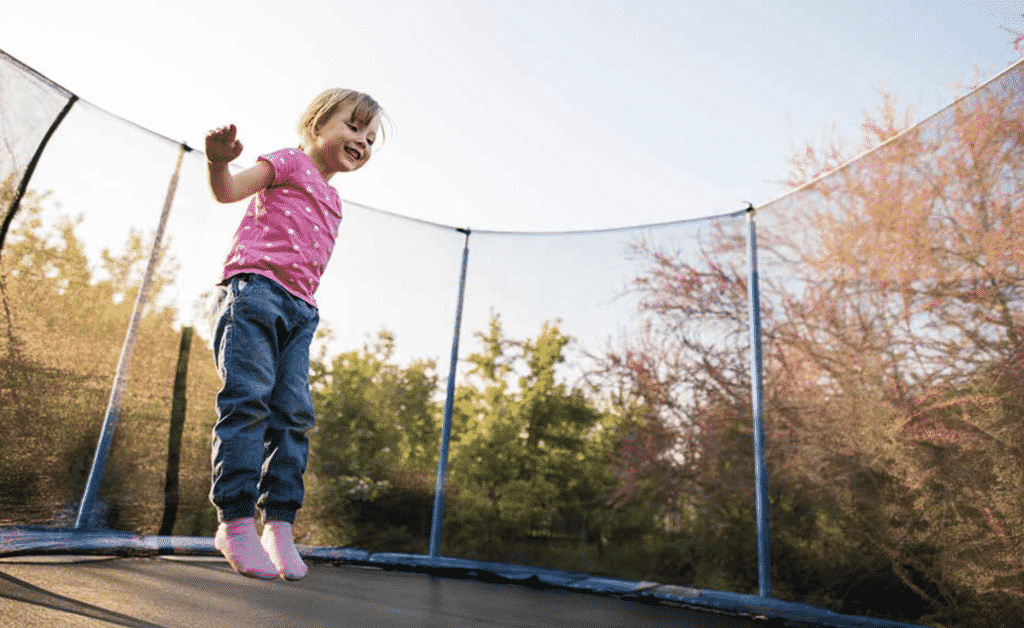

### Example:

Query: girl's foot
xmin=215 ymin=517 xmax=279 ymax=580
xmin=260 ymin=520 xmax=308 ymax=581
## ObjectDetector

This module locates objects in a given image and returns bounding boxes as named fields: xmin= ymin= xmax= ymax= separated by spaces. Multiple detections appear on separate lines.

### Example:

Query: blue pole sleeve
xmin=746 ymin=206 xmax=772 ymax=597
xmin=429 ymin=230 xmax=470 ymax=557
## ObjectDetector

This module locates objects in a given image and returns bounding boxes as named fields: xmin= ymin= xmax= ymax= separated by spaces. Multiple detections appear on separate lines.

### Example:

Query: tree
xmin=305 ymin=329 xmax=440 ymax=546
xmin=602 ymin=75 xmax=1024 ymax=624
xmin=1 ymin=179 xmax=220 ymax=534
xmin=447 ymin=316 xmax=615 ymax=547
xmin=770 ymin=80 xmax=1024 ymax=613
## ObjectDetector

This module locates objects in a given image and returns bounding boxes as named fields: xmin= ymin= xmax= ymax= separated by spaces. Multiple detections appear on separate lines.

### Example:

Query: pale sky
xmin=3 ymin=0 xmax=1024 ymax=368
xmin=3 ymin=0 xmax=1022 ymax=232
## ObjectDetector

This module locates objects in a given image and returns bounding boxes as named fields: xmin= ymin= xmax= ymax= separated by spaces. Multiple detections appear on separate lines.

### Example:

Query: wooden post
xmin=159 ymin=325 xmax=193 ymax=536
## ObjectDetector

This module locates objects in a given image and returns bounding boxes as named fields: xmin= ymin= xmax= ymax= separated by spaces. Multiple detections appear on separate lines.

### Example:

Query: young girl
xmin=205 ymin=88 xmax=383 ymax=580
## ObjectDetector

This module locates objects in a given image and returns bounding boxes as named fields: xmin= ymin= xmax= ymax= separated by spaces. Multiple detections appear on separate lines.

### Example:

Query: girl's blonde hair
xmin=297 ymin=88 xmax=385 ymax=150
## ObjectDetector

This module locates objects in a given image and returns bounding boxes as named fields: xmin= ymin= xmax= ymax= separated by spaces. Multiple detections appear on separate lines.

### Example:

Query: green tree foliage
xmin=302 ymin=315 xmax=627 ymax=565
xmin=304 ymin=330 xmax=440 ymax=547
xmin=443 ymin=316 xmax=616 ymax=558
xmin=1 ymin=180 xmax=221 ymax=534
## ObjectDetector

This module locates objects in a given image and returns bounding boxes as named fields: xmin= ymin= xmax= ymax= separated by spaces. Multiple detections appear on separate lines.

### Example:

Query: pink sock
xmin=214 ymin=517 xmax=279 ymax=580
xmin=260 ymin=520 xmax=308 ymax=581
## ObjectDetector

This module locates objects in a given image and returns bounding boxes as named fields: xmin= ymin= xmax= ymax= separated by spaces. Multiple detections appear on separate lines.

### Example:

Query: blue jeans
xmin=209 ymin=273 xmax=319 ymax=524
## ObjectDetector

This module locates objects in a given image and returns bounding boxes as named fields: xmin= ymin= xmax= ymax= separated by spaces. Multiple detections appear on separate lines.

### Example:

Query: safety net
xmin=2 ymin=46 xmax=1023 ymax=627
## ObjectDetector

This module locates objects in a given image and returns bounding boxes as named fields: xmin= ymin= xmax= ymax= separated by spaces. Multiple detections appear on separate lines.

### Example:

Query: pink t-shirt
xmin=221 ymin=148 xmax=343 ymax=308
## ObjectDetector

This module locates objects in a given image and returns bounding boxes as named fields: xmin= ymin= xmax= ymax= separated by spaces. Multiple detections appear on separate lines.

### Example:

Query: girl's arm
xmin=206 ymin=124 xmax=274 ymax=203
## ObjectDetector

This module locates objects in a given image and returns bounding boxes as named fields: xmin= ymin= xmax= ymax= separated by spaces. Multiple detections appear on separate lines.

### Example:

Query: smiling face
xmin=305 ymin=102 xmax=380 ymax=179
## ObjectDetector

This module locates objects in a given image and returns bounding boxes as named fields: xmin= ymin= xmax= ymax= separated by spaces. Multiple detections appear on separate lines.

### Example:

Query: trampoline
xmin=1 ymin=557 xmax=757 ymax=628
xmin=4 ymin=39 xmax=1021 ymax=628
xmin=1 ymin=529 xmax=932 ymax=628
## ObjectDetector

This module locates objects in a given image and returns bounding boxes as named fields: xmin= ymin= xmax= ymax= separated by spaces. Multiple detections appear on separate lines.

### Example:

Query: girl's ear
xmin=309 ymin=113 xmax=329 ymax=140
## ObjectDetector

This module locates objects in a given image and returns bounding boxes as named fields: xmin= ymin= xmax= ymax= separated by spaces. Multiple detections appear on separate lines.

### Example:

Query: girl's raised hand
xmin=206 ymin=124 xmax=244 ymax=164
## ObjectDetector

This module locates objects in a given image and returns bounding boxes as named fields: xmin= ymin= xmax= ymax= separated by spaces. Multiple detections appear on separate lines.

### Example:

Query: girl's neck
xmin=303 ymin=147 xmax=335 ymax=182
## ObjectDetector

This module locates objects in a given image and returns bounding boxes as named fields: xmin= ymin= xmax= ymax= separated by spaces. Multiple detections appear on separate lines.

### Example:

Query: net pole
xmin=74 ymin=142 xmax=191 ymax=530
xmin=746 ymin=204 xmax=772 ymax=597
xmin=429 ymin=228 xmax=470 ymax=557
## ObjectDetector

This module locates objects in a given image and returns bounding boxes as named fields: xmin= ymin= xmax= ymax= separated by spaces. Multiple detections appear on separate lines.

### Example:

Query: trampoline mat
xmin=0 ymin=555 xmax=765 ymax=628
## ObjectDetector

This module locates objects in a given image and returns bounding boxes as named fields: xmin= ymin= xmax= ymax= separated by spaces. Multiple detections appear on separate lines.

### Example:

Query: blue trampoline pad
xmin=0 ymin=556 xmax=764 ymax=628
